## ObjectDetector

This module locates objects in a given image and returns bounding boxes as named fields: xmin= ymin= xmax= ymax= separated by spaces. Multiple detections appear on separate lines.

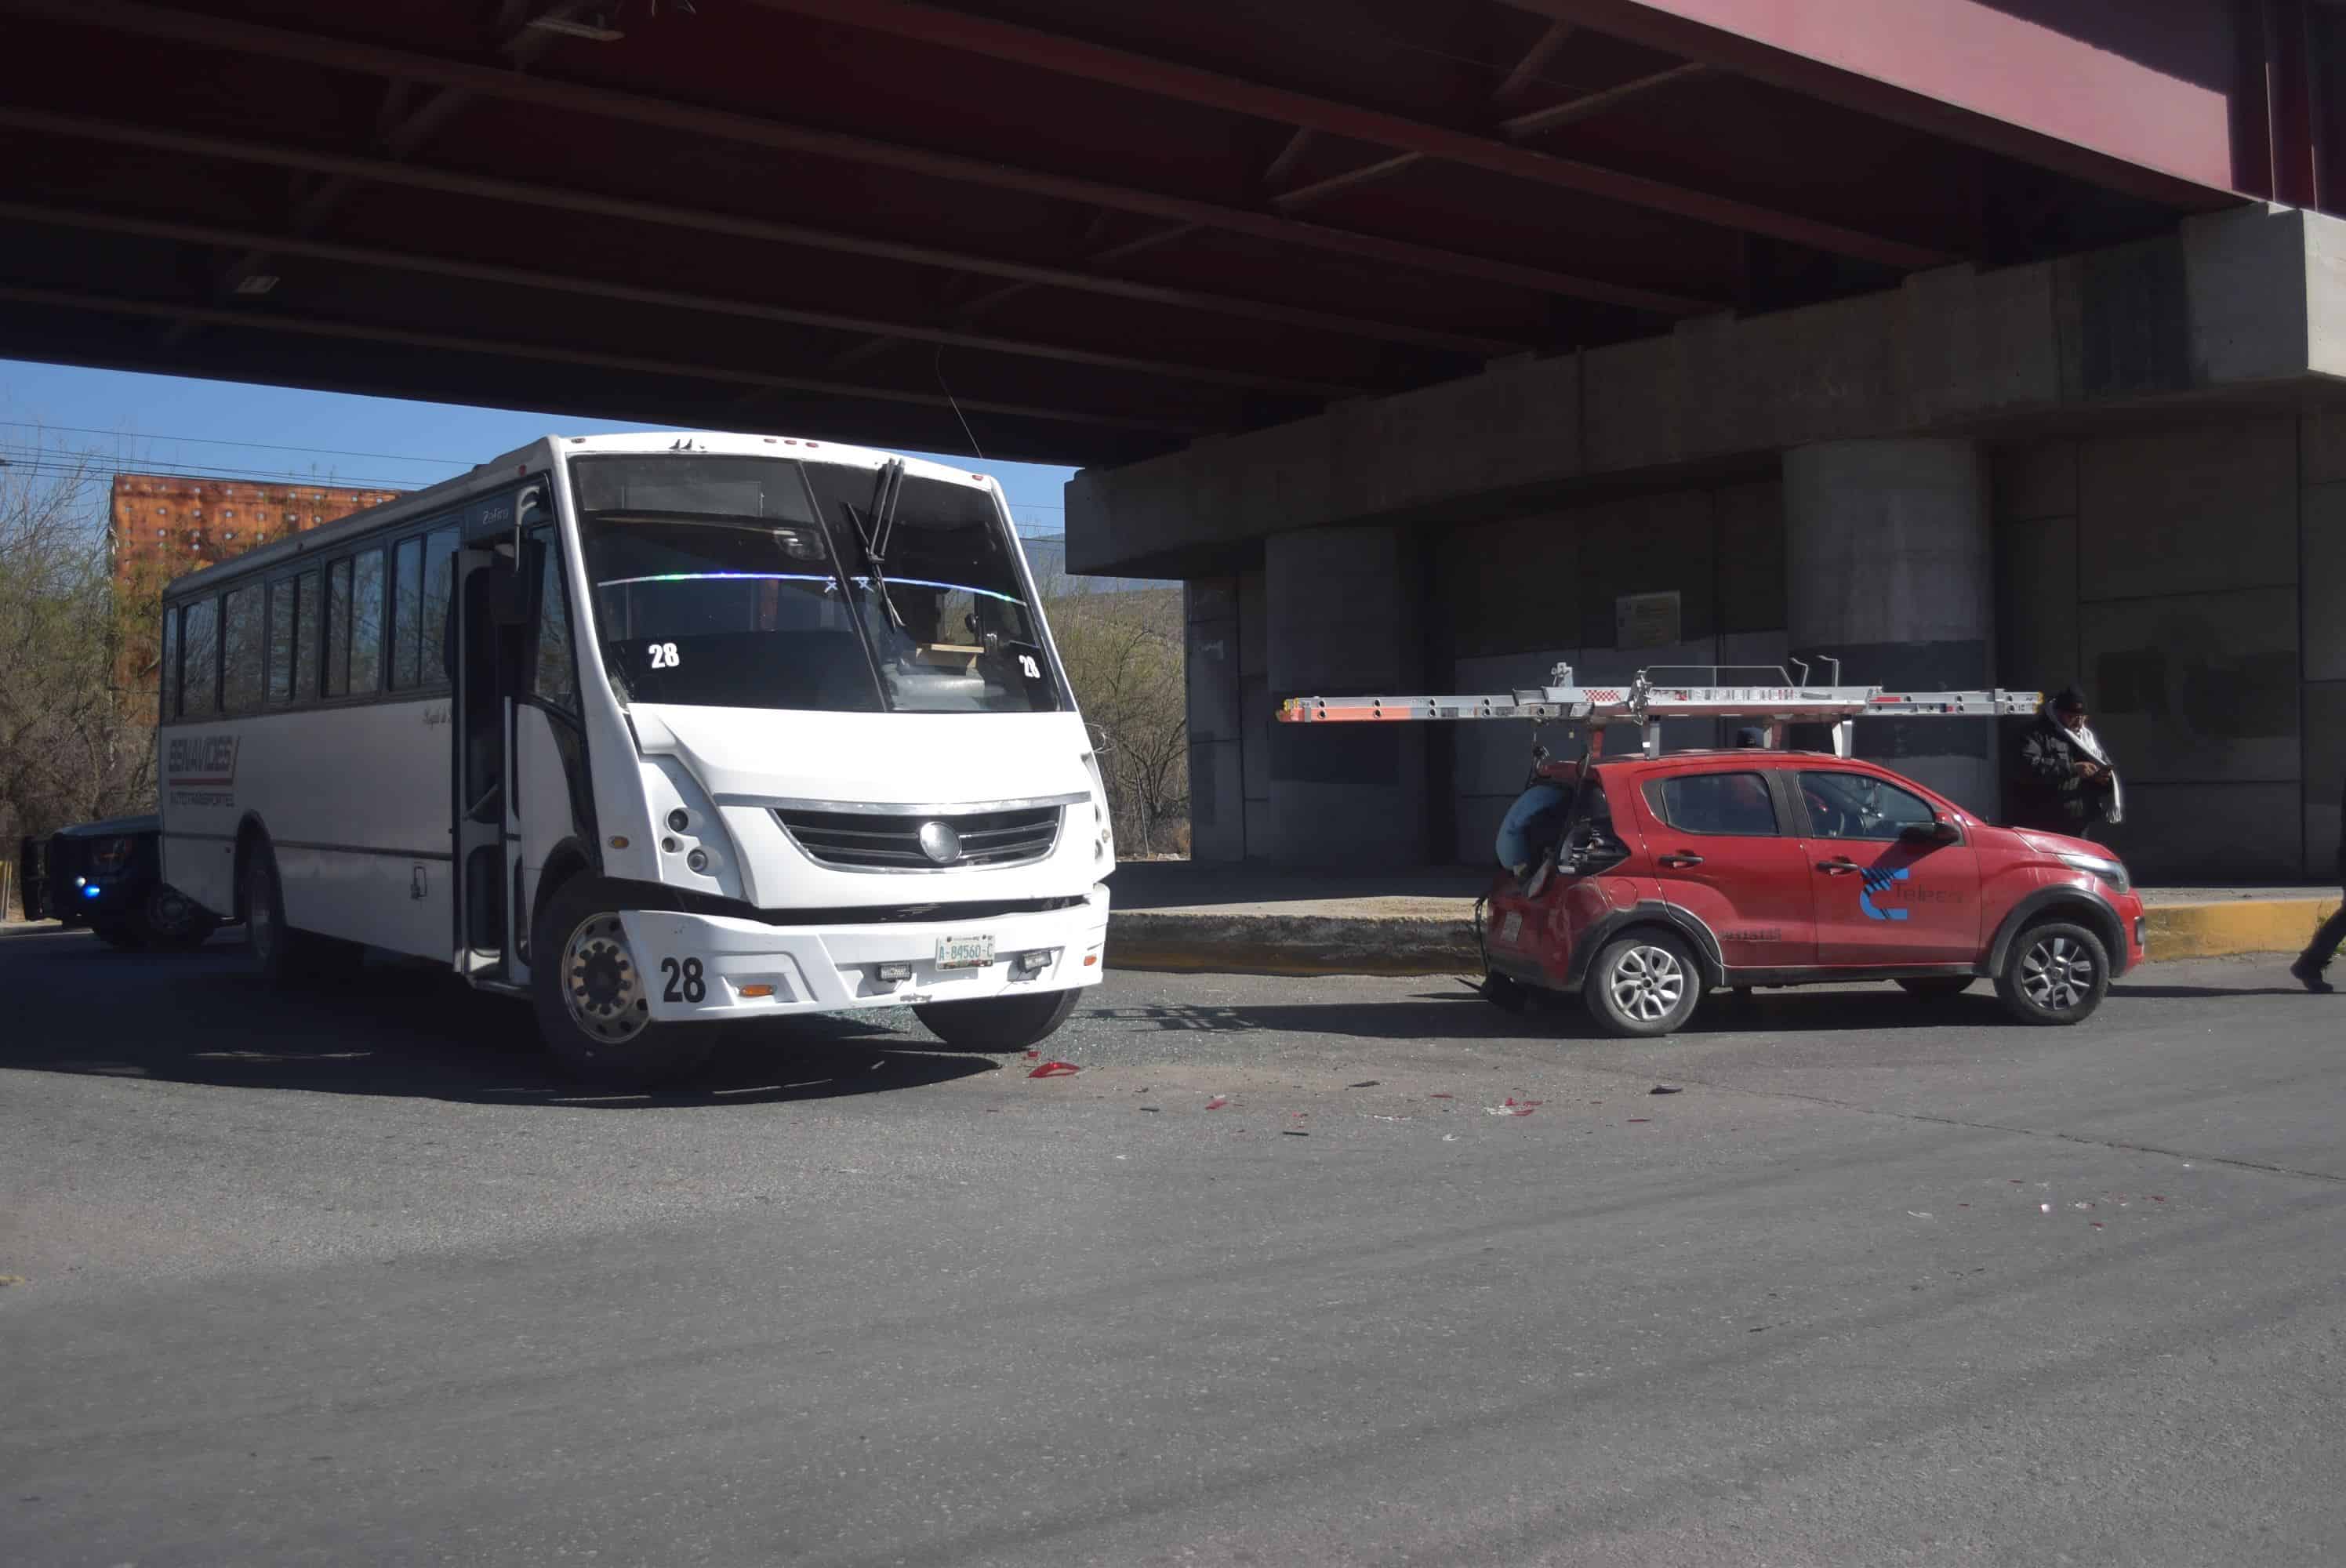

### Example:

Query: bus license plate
xmin=937 ymin=935 xmax=994 ymax=969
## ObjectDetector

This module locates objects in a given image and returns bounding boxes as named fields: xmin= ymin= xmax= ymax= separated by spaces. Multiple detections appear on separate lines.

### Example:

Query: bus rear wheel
xmin=244 ymin=843 xmax=362 ymax=986
xmin=531 ymin=876 xmax=718 ymax=1091
xmin=913 ymin=986 xmax=1083 ymax=1051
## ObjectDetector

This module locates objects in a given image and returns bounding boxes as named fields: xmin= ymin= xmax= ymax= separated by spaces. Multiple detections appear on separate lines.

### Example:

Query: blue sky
xmin=0 ymin=358 xmax=1078 ymax=538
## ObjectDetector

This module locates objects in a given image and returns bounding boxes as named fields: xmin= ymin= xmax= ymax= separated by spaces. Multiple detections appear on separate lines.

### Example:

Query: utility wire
xmin=0 ymin=419 xmax=470 ymax=468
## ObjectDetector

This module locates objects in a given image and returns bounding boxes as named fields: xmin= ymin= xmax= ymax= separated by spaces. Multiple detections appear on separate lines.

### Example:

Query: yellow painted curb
xmin=2143 ymin=898 xmax=2337 ymax=960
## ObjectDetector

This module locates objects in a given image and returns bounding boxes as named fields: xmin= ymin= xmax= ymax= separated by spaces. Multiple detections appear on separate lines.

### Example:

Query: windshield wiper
xmin=852 ymin=459 xmax=908 ymax=631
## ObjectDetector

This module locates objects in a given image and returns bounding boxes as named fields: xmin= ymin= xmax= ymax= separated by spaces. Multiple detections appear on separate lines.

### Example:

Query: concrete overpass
xmin=2 ymin=0 xmax=2342 ymax=877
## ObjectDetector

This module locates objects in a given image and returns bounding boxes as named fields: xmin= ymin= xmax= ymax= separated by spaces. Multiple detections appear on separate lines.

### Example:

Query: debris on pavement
xmin=1626 ymin=1117 xmax=1651 ymax=1123
xmin=1908 ymin=1212 xmax=1934 ymax=1218
xmin=1204 ymin=1096 xmax=1228 ymax=1111
xmin=1027 ymin=1061 xmax=1082 ymax=1078
xmin=2040 ymin=1203 xmax=2054 ymax=1213
xmin=1650 ymin=1085 xmax=1683 ymax=1095
xmin=1281 ymin=1130 xmax=1310 ymax=1138
xmin=1346 ymin=1080 xmax=1382 ymax=1089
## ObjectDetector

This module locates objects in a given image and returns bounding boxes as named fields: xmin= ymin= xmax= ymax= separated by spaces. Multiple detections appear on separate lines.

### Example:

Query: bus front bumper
xmin=620 ymin=884 xmax=1110 ymax=1022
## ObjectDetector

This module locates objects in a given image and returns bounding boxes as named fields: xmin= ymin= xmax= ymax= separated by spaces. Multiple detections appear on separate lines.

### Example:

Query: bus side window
xmin=223 ymin=583 xmax=265 ymax=714
xmin=159 ymin=604 xmax=180 ymax=721
xmin=325 ymin=559 xmax=353 ymax=697
xmin=420 ymin=528 xmax=458 ymax=691
xmin=182 ymin=597 xmax=219 ymax=717
xmin=267 ymin=577 xmax=295 ymax=705
xmin=390 ymin=536 xmax=424 ymax=691
xmin=293 ymin=569 xmax=320 ymax=702
xmin=530 ymin=532 xmax=579 ymax=713
xmin=350 ymin=549 xmax=385 ymax=695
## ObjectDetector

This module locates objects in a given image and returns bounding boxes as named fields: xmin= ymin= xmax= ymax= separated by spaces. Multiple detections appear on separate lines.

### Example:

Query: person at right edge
xmin=2014 ymin=687 xmax=2123 ymax=842
xmin=2291 ymin=775 xmax=2346 ymax=993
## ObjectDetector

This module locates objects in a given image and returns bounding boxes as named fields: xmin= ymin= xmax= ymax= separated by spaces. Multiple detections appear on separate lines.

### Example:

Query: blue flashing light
xmin=82 ymin=884 xmax=102 ymax=899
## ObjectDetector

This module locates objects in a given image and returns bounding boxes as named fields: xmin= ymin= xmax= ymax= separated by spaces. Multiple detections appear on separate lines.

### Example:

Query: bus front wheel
xmin=531 ymin=877 xmax=719 ymax=1091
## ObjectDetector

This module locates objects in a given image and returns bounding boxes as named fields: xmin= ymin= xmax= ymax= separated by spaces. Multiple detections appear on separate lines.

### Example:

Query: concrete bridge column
xmin=1262 ymin=524 xmax=1428 ymax=866
xmin=1785 ymin=439 xmax=1996 ymax=815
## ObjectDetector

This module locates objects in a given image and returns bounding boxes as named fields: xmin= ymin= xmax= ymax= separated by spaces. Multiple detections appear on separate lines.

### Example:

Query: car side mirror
xmin=1902 ymin=818 xmax=1960 ymax=844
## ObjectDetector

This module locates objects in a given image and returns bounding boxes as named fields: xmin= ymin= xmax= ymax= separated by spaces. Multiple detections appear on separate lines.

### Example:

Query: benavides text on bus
xmin=154 ymin=431 xmax=1113 ymax=1086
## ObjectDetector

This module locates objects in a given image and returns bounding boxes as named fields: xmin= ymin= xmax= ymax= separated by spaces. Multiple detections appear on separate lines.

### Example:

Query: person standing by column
xmin=2012 ymin=688 xmax=2122 ymax=840
xmin=2292 ymin=775 xmax=2346 ymax=993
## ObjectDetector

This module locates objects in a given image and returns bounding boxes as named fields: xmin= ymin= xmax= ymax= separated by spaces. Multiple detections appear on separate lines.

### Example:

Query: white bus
xmin=156 ymin=432 xmax=1112 ymax=1086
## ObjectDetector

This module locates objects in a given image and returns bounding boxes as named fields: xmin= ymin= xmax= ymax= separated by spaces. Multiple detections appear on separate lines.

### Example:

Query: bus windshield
xmin=571 ymin=454 xmax=1059 ymax=714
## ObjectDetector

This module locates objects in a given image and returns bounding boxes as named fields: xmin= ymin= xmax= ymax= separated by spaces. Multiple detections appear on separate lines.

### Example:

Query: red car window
xmin=1642 ymin=771 xmax=1779 ymax=837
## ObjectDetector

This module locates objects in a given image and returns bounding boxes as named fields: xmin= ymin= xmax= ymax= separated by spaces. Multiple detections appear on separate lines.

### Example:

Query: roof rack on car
xmin=1276 ymin=660 xmax=2042 ymax=759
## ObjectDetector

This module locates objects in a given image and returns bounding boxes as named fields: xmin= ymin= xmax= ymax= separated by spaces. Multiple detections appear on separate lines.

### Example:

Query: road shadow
xmin=1090 ymin=986 xmax=2007 ymax=1043
xmin=2112 ymin=982 xmax=2315 ymax=1000
xmin=1091 ymin=971 xmax=2289 ymax=1045
xmin=0 ymin=932 xmax=1001 ymax=1108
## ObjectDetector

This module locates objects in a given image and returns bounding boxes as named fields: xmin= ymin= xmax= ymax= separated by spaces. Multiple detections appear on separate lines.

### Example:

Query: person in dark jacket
xmin=2292 ymin=779 xmax=2346 ymax=993
xmin=2012 ymin=688 xmax=2122 ymax=840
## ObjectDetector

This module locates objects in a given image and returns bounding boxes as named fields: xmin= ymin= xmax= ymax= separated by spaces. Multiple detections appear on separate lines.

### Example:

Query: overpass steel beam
xmin=0 ymin=199 xmax=1367 ymax=400
xmin=0 ymin=283 xmax=1210 ymax=435
xmin=1498 ymin=0 xmax=2247 ymax=209
xmin=0 ymin=0 xmax=1719 ymax=315
xmin=1272 ymin=63 xmax=1712 ymax=212
xmin=750 ymin=0 xmax=1952 ymax=269
xmin=0 ymin=108 xmax=1527 ymax=360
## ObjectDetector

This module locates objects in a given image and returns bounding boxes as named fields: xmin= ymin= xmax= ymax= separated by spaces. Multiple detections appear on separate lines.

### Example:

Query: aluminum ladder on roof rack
xmin=1274 ymin=662 xmax=2043 ymax=759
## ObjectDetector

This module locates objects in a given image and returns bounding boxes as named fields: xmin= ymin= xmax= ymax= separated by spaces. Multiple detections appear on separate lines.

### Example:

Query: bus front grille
xmin=772 ymin=805 xmax=1063 ymax=872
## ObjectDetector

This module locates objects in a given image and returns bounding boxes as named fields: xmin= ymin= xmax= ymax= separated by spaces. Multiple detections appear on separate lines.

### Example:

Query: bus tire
xmin=136 ymin=882 xmax=219 ymax=952
xmin=913 ymin=985 xmax=1084 ymax=1051
xmin=531 ymin=876 xmax=717 ymax=1090
xmin=244 ymin=841 xmax=360 ymax=986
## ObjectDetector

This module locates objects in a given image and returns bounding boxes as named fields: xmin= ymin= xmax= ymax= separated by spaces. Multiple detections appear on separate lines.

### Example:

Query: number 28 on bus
xmin=154 ymin=433 xmax=1113 ymax=1087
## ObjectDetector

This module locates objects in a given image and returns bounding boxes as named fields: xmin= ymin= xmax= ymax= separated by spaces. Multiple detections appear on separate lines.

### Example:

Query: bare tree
xmin=0 ymin=449 xmax=156 ymax=880
xmin=1038 ymin=563 xmax=1189 ymax=856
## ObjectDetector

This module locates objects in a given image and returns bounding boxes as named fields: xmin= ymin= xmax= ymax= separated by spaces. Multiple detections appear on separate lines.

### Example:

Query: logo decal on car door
xmin=1860 ymin=865 xmax=1911 ymax=921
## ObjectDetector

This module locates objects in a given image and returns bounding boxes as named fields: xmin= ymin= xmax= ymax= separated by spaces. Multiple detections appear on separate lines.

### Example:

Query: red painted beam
xmin=0 ymin=282 xmax=1209 ymax=434
xmin=0 ymin=0 xmax=1717 ymax=315
xmin=754 ymin=0 xmax=1953 ymax=268
xmin=0 ymin=199 xmax=1369 ymax=399
xmin=0 ymin=111 xmax=1525 ymax=359
xmin=1503 ymin=0 xmax=2250 ymax=209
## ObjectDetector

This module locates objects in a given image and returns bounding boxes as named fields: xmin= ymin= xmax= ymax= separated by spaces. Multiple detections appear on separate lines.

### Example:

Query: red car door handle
xmin=1658 ymin=852 xmax=1704 ymax=868
xmin=1816 ymin=858 xmax=1858 ymax=874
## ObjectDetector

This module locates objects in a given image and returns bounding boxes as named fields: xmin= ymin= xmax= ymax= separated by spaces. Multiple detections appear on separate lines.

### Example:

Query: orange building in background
xmin=110 ymin=474 xmax=403 ymax=703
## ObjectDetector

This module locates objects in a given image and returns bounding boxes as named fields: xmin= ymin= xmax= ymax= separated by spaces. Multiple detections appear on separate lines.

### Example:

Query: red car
xmin=1481 ymin=749 xmax=2145 ymax=1035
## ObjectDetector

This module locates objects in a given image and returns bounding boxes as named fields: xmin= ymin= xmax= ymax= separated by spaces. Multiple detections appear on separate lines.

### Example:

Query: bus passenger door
xmin=509 ymin=523 xmax=589 ymax=987
xmin=452 ymin=542 xmax=521 ymax=980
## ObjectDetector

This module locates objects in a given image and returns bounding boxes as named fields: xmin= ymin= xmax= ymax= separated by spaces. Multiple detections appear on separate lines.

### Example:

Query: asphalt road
xmin=3 ymin=927 xmax=2343 ymax=1566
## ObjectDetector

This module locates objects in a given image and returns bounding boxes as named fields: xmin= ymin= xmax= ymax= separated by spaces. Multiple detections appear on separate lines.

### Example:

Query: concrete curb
xmin=1109 ymin=897 xmax=2339 ymax=977
xmin=2143 ymin=897 xmax=2337 ymax=961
